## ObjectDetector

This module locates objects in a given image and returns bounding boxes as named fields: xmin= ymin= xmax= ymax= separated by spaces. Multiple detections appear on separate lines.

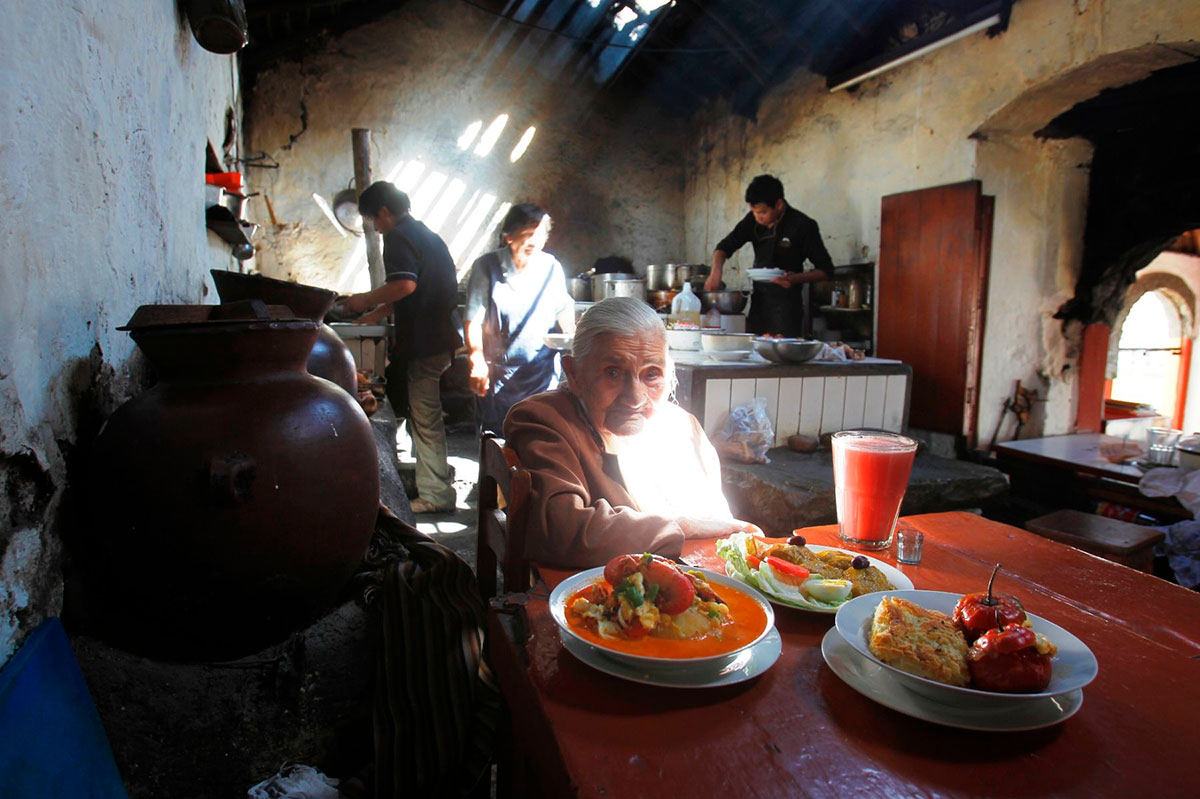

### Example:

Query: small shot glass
xmin=895 ymin=528 xmax=924 ymax=565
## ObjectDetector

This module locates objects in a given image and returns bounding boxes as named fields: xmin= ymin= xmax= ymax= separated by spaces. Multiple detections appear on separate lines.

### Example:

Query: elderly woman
xmin=504 ymin=297 xmax=759 ymax=568
xmin=465 ymin=203 xmax=575 ymax=434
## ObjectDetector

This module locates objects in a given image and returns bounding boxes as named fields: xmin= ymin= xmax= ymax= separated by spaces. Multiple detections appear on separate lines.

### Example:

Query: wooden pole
xmin=351 ymin=128 xmax=385 ymax=289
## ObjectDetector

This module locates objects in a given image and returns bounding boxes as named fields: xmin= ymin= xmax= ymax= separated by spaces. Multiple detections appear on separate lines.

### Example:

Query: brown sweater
xmin=504 ymin=389 xmax=694 ymax=569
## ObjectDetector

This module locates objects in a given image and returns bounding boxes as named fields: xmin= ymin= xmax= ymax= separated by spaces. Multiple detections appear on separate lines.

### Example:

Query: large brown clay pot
xmin=83 ymin=304 xmax=379 ymax=660
xmin=210 ymin=270 xmax=359 ymax=394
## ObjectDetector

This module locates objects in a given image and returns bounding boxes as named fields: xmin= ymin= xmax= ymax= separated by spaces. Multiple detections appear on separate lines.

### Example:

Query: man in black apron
xmin=704 ymin=175 xmax=833 ymax=337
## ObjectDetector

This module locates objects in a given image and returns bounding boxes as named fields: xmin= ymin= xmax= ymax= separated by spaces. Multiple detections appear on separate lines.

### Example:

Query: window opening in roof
xmin=475 ymin=114 xmax=509 ymax=157
xmin=457 ymin=120 xmax=483 ymax=151
xmin=510 ymin=126 xmax=536 ymax=162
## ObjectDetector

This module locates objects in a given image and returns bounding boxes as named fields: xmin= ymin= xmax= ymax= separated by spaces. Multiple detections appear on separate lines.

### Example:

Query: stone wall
xmin=245 ymin=1 xmax=688 ymax=292
xmin=0 ymin=1 xmax=241 ymax=667
xmin=682 ymin=0 xmax=1200 ymax=442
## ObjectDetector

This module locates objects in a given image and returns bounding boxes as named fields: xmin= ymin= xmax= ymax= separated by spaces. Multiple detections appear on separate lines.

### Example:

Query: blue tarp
xmin=0 ymin=618 xmax=127 ymax=798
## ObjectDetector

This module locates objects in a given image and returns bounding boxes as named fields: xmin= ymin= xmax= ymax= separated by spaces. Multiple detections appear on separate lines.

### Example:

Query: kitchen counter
xmin=672 ymin=351 xmax=911 ymax=441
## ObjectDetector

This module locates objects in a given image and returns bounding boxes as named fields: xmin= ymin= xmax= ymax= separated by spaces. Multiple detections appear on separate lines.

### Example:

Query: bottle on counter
xmin=669 ymin=281 xmax=702 ymax=328
xmin=847 ymin=278 xmax=864 ymax=310
xmin=702 ymin=305 xmax=722 ymax=329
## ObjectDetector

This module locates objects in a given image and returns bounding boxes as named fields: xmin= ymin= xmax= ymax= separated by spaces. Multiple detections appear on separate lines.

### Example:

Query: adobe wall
xmin=245 ymin=1 xmax=689 ymax=291
xmin=683 ymin=0 xmax=1200 ymax=441
xmin=0 ymin=1 xmax=241 ymax=666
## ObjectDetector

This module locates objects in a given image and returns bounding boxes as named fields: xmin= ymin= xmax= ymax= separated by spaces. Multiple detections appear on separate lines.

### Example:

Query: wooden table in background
xmin=994 ymin=433 xmax=1191 ymax=522
xmin=487 ymin=512 xmax=1199 ymax=798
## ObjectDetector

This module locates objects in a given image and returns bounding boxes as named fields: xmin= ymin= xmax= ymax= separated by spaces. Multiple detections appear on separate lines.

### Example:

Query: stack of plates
xmin=746 ymin=268 xmax=785 ymax=282
xmin=824 ymin=589 xmax=1098 ymax=730
xmin=549 ymin=568 xmax=781 ymax=688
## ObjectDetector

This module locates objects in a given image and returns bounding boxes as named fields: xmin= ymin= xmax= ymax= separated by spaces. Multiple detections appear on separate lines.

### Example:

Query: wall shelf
xmin=206 ymin=206 xmax=258 ymax=253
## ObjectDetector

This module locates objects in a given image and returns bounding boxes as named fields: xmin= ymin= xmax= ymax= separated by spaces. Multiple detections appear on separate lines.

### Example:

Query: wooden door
xmin=878 ymin=181 xmax=992 ymax=446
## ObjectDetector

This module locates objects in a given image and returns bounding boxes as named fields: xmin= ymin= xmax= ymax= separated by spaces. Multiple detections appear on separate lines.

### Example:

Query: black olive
xmin=851 ymin=555 xmax=870 ymax=570
xmin=787 ymin=535 xmax=806 ymax=547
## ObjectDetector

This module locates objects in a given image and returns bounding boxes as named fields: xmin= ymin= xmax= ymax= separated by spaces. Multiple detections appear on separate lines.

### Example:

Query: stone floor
xmin=392 ymin=421 xmax=482 ymax=566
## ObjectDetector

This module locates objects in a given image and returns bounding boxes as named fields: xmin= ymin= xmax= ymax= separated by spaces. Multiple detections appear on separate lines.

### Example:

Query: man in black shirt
xmin=340 ymin=182 xmax=462 ymax=513
xmin=704 ymin=174 xmax=833 ymax=336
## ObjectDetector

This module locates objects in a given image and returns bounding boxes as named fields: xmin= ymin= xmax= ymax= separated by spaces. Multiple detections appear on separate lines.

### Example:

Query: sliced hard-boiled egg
xmin=802 ymin=577 xmax=852 ymax=603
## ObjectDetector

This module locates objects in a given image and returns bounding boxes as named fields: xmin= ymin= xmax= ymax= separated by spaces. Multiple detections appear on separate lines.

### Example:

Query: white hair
xmin=571 ymin=297 xmax=676 ymax=392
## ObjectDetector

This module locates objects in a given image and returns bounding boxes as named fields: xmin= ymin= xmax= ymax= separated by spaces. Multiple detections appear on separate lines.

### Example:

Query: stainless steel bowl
xmin=753 ymin=338 xmax=784 ymax=362
xmin=774 ymin=339 xmax=824 ymax=363
xmin=700 ymin=290 xmax=749 ymax=314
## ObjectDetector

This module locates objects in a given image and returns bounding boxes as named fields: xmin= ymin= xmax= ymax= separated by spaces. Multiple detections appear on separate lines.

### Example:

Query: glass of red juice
xmin=832 ymin=430 xmax=918 ymax=550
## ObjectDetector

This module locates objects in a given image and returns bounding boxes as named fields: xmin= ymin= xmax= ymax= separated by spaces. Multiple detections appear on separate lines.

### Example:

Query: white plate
xmin=746 ymin=268 xmax=785 ymax=281
xmin=834 ymin=589 xmax=1099 ymax=705
xmin=549 ymin=567 xmax=775 ymax=671
xmin=562 ymin=625 xmax=782 ymax=689
xmin=821 ymin=628 xmax=1083 ymax=731
xmin=707 ymin=349 xmax=752 ymax=362
xmin=721 ymin=544 xmax=914 ymax=614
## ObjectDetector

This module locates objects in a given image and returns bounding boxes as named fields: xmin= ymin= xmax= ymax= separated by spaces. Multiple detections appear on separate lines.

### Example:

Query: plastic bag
xmin=712 ymin=397 xmax=774 ymax=464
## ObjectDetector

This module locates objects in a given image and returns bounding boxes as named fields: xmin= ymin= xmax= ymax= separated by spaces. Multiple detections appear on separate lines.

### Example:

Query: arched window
xmin=1110 ymin=290 xmax=1185 ymax=425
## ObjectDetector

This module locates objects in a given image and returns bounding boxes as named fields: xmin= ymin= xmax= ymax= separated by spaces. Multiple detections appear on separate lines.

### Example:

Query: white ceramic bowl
xmin=665 ymin=328 xmax=701 ymax=351
xmin=701 ymin=332 xmax=755 ymax=352
xmin=543 ymin=334 xmax=573 ymax=352
xmin=549 ymin=567 xmax=775 ymax=671
xmin=834 ymin=589 xmax=1098 ymax=706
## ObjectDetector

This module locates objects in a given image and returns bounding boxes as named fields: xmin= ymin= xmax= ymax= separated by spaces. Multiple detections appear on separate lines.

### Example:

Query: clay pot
xmin=210 ymin=270 xmax=359 ymax=394
xmin=83 ymin=304 xmax=379 ymax=659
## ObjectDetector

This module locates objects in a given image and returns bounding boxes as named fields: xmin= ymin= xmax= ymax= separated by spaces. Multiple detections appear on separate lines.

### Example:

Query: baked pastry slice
xmin=868 ymin=595 xmax=970 ymax=686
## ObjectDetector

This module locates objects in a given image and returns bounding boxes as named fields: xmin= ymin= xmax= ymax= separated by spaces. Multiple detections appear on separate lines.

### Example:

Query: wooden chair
xmin=476 ymin=432 xmax=532 ymax=599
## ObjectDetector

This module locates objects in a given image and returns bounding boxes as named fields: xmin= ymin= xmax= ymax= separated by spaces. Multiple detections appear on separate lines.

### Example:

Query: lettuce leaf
xmin=716 ymin=533 xmax=847 ymax=612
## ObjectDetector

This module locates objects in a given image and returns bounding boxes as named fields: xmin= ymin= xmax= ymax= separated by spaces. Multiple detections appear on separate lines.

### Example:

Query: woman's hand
xmin=468 ymin=350 xmax=490 ymax=397
xmin=677 ymin=516 xmax=761 ymax=540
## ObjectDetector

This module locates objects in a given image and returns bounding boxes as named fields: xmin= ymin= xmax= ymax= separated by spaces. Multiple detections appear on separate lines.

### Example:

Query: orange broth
xmin=566 ymin=578 xmax=768 ymax=658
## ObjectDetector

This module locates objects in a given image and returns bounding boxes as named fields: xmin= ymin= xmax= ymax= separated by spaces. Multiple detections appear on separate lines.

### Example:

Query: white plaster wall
xmin=245 ymin=1 xmax=687 ymax=290
xmin=0 ymin=1 xmax=240 ymax=665
xmin=682 ymin=0 xmax=1200 ymax=443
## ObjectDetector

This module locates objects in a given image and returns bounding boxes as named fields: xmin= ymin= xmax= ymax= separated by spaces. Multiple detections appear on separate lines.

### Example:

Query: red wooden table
xmin=486 ymin=512 xmax=1199 ymax=798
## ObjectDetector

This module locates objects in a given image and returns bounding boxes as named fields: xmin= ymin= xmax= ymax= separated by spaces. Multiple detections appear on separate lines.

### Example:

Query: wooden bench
xmin=1025 ymin=509 xmax=1164 ymax=573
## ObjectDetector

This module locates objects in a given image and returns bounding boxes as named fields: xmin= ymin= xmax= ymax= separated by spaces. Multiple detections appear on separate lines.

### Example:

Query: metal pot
xmin=568 ymin=275 xmax=592 ymax=302
xmin=700 ymin=290 xmax=749 ymax=314
xmin=648 ymin=289 xmax=680 ymax=311
xmin=672 ymin=264 xmax=710 ymax=289
xmin=645 ymin=264 xmax=676 ymax=291
xmin=593 ymin=271 xmax=638 ymax=300
xmin=600 ymin=276 xmax=647 ymax=301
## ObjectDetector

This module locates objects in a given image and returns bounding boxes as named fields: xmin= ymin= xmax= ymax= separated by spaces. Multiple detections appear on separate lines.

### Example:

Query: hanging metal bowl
xmin=332 ymin=187 xmax=363 ymax=235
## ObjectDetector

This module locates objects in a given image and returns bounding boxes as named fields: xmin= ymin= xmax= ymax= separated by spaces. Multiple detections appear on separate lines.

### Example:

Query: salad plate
xmin=549 ymin=566 xmax=775 ymax=671
xmin=834 ymin=589 xmax=1098 ymax=706
xmin=717 ymin=534 xmax=914 ymax=614
xmin=561 ymin=625 xmax=782 ymax=689
xmin=821 ymin=628 xmax=1083 ymax=731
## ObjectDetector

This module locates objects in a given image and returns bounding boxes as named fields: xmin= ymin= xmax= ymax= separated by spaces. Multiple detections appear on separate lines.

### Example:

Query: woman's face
xmin=505 ymin=215 xmax=550 ymax=260
xmin=564 ymin=332 xmax=669 ymax=437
